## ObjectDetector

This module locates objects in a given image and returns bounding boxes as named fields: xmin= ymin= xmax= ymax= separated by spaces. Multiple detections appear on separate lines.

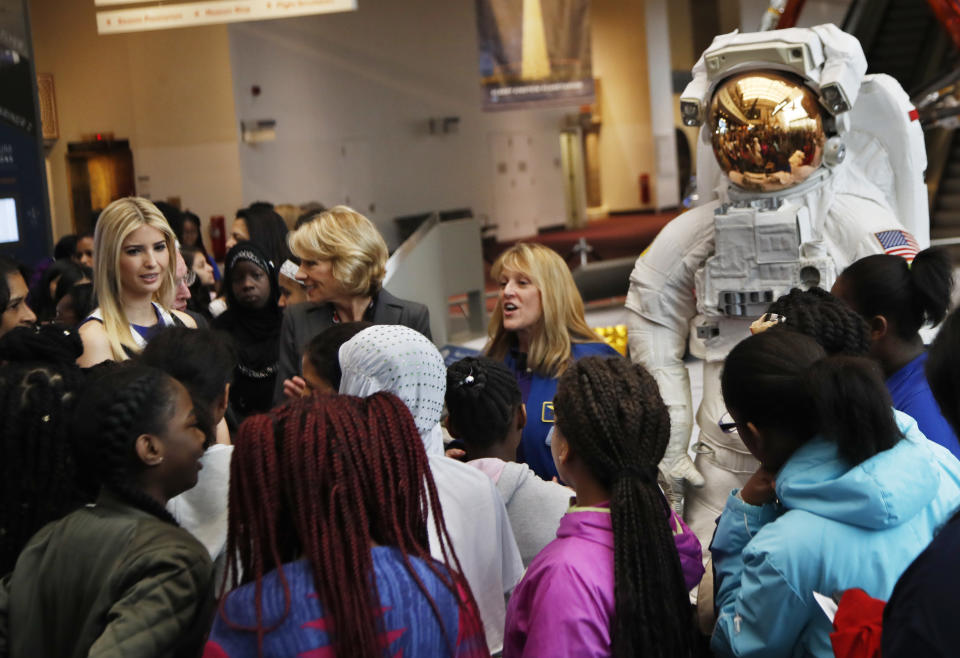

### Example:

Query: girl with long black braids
xmin=213 ymin=241 xmax=283 ymax=422
xmin=0 ymin=363 xmax=214 ymax=656
xmin=504 ymin=356 xmax=700 ymax=658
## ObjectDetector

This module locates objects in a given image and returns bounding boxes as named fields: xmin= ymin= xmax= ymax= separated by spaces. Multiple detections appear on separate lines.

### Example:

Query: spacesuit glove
xmin=658 ymin=405 xmax=705 ymax=513
xmin=660 ymin=453 xmax=706 ymax=514
xmin=666 ymin=453 xmax=705 ymax=488
xmin=660 ymin=397 xmax=704 ymax=479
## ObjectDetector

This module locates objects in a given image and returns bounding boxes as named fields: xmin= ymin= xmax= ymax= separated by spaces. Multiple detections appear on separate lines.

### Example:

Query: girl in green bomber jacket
xmin=0 ymin=363 xmax=215 ymax=658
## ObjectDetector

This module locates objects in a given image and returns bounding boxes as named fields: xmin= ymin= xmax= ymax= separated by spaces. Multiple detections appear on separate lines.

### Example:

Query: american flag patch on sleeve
xmin=874 ymin=230 xmax=920 ymax=262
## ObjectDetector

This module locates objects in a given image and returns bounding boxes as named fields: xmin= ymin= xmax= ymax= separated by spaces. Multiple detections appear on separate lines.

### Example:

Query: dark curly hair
xmin=766 ymin=287 xmax=870 ymax=356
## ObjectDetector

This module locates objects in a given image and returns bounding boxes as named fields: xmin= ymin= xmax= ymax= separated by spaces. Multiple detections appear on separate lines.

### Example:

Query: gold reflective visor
xmin=709 ymin=71 xmax=825 ymax=192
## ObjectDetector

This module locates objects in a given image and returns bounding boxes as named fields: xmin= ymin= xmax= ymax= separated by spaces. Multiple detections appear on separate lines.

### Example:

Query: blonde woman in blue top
xmin=485 ymin=243 xmax=618 ymax=481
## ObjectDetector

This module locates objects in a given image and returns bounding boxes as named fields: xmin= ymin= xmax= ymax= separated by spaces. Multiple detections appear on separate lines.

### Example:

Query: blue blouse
xmin=887 ymin=351 xmax=960 ymax=460
xmin=505 ymin=341 xmax=620 ymax=480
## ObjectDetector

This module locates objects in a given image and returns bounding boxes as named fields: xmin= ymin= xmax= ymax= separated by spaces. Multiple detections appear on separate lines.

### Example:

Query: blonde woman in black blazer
xmin=273 ymin=206 xmax=430 ymax=403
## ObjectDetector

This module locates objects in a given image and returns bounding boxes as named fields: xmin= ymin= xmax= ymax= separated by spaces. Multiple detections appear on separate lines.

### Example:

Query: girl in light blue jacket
xmin=711 ymin=330 xmax=960 ymax=658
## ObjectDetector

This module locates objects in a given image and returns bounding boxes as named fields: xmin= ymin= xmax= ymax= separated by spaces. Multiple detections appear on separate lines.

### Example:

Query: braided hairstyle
xmin=0 ymin=324 xmax=86 ymax=574
xmin=554 ymin=356 xmax=694 ymax=658
xmin=220 ymin=392 xmax=482 ymax=658
xmin=445 ymin=356 xmax=522 ymax=452
xmin=75 ymin=363 xmax=182 ymax=524
xmin=766 ymin=287 xmax=870 ymax=355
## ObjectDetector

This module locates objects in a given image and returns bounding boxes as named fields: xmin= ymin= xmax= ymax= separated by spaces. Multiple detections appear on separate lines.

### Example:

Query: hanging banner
xmin=96 ymin=0 xmax=357 ymax=34
xmin=475 ymin=0 xmax=594 ymax=111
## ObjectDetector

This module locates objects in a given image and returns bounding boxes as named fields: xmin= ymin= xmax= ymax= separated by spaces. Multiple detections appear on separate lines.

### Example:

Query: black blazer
xmin=272 ymin=288 xmax=431 ymax=403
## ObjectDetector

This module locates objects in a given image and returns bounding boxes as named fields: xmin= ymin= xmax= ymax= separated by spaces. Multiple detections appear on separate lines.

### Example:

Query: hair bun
xmin=461 ymin=367 xmax=487 ymax=390
xmin=449 ymin=357 xmax=489 ymax=393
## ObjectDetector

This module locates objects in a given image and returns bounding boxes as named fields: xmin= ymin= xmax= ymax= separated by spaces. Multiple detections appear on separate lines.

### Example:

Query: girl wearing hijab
xmin=339 ymin=325 xmax=524 ymax=655
xmin=212 ymin=242 xmax=283 ymax=422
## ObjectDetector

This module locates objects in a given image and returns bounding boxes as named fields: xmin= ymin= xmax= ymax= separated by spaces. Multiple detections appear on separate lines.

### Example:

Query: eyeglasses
xmin=718 ymin=412 xmax=738 ymax=434
xmin=177 ymin=270 xmax=197 ymax=288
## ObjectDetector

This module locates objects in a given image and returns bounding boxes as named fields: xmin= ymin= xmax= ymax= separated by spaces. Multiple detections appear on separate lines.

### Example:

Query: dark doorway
xmin=67 ymin=138 xmax=134 ymax=234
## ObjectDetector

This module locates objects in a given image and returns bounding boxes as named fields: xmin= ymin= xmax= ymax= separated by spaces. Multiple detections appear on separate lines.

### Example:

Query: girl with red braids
xmin=204 ymin=392 xmax=489 ymax=658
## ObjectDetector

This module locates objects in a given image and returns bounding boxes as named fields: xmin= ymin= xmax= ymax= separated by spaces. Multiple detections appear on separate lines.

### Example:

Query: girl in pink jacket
xmin=504 ymin=356 xmax=702 ymax=657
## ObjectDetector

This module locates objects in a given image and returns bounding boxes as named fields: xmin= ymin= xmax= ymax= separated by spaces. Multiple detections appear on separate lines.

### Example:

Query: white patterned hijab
xmin=339 ymin=325 xmax=524 ymax=652
xmin=338 ymin=325 xmax=446 ymax=456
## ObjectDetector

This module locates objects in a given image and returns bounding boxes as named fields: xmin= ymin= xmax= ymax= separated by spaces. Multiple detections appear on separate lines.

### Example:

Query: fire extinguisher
xmin=210 ymin=215 xmax=226 ymax=262
xmin=639 ymin=173 xmax=651 ymax=205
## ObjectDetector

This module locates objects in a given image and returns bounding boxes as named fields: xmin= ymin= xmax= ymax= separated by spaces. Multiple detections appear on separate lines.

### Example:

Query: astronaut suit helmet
xmin=708 ymin=71 xmax=827 ymax=192
xmin=678 ymin=23 xmax=928 ymax=244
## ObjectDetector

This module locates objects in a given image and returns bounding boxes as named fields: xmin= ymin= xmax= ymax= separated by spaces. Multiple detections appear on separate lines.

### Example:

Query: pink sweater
xmin=503 ymin=504 xmax=703 ymax=657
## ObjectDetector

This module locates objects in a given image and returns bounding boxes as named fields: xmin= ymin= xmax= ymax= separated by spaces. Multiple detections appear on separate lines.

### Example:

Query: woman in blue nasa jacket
xmin=485 ymin=243 xmax=619 ymax=481
xmin=711 ymin=330 xmax=960 ymax=658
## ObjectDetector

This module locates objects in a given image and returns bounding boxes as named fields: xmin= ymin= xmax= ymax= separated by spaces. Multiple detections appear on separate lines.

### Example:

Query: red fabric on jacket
xmin=829 ymin=588 xmax=885 ymax=658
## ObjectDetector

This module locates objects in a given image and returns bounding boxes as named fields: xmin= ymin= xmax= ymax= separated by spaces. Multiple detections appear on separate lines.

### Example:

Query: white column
xmin=644 ymin=0 xmax=680 ymax=209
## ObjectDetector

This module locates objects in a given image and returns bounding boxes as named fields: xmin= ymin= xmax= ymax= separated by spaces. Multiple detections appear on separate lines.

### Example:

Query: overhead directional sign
xmin=95 ymin=0 xmax=357 ymax=34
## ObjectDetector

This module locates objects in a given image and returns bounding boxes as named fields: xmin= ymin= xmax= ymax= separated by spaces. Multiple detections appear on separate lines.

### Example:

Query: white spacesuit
xmin=626 ymin=24 xmax=929 ymax=556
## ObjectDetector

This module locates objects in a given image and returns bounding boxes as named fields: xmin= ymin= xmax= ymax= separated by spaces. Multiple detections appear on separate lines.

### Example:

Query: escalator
xmin=843 ymin=0 xmax=960 ymax=247
xmin=931 ymin=132 xmax=960 ymax=244
xmin=845 ymin=0 xmax=954 ymax=93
